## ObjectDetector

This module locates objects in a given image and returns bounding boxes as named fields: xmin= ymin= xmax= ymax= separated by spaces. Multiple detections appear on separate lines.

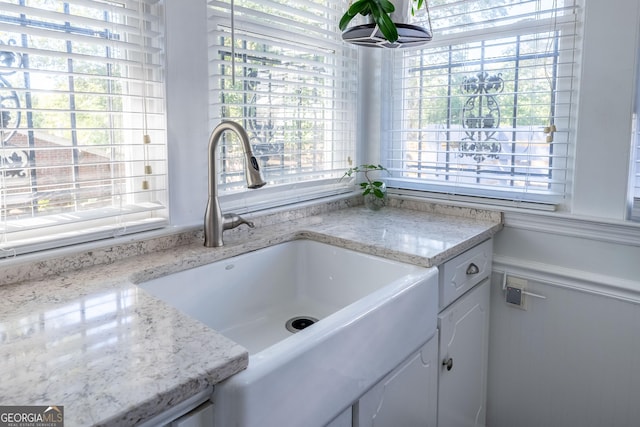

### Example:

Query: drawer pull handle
xmin=442 ymin=357 xmax=453 ymax=371
xmin=466 ymin=263 xmax=479 ymax=275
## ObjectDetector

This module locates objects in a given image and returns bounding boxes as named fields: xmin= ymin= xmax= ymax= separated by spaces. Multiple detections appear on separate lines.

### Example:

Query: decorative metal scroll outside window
xmin=0 ymin=39 xmax=26 ymax=178
xmin=243 ymin=68 xmax=284 ymax=164
xmin=459 ymin=71 xmax=504 ymax=162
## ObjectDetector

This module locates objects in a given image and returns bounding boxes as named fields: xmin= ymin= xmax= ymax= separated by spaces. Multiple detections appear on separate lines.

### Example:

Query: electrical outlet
xmin=505 ymin=276 xmax=527 ymax=310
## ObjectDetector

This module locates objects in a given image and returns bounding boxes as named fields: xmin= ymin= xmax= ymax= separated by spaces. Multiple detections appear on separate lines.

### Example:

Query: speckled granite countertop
xmin=0 ymin=197 xmax=502 ymax=426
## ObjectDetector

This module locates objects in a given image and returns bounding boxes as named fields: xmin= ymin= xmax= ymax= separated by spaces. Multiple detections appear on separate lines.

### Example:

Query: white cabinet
xmin=355 ymin=337 xmax=439 ymax=427
xmin=351 ymin=238 xmax=493 ymax=427
xmin=437 ymin=278 xmax=490 ymax=427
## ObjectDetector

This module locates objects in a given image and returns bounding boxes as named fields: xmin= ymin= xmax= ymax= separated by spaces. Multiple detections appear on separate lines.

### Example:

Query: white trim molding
xmin=503 ymin=210 xmax=640 ymax=247
xmin=493 ymin=255 xmax=640 ymax=305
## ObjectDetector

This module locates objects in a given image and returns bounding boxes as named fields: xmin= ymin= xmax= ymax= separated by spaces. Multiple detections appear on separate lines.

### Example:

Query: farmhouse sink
xmin=137 ymin=239 xmax=439 ymax=426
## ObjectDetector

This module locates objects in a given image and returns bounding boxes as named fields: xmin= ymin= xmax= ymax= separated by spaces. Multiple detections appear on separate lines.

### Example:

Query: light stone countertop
xmin=0 ymin=197 xmax=502 ymax=426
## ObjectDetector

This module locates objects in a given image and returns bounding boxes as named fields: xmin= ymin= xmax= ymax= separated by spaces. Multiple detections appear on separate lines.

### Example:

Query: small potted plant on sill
xmin=339 ymin=0 xmax=428 ymax=44
xmin=342 ymin=164 xmax=389 ymax=211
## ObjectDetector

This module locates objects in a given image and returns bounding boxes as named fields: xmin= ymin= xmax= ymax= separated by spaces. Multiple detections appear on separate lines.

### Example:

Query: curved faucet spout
xmin=204 ymin=121 xmax=266 ymax=247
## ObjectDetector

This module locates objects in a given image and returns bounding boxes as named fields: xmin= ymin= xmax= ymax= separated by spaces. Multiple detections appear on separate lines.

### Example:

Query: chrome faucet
xmin=204 ymin=121 xmax=266 ymax=247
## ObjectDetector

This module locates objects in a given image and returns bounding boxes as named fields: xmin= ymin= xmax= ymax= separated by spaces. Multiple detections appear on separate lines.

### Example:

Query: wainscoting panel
xmin=487 ymin=260 xmax=640 ymax=427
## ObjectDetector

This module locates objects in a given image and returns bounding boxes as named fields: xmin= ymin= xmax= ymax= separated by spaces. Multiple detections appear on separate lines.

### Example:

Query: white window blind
xmin=631 ymin=98 xmax=640 ymax=220
xmin=207 ymin=0 xmax=358 ymax=209
xmin=383 ymin=0 xmax=582 ymax=205
xmin=0 ymin=0 xmax=167 ymax=256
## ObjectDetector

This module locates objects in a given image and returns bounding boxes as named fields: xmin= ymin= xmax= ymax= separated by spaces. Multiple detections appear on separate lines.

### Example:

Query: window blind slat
xmin=0 ymin=3 xmax=154 ymax=35
xmin=0 ymin=38 xmax=165 ymax=62
xmin=209 ymin=21 xmax=345 ymax=52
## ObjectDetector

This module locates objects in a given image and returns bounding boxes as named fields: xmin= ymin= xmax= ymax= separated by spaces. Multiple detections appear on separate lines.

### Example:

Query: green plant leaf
xmin=339 ymin=12 xmax=356 ymax=30
xmin=339 ymin=164 xmax=390 ymax=196
xmin=378 ymin=0 xmax=396 ymax=14
xmin=340 ymin=0 xmax=372 ymax=30
xmin=413 ymin=0 xmax=424 ymax=15
xmin=350 ymin=0 xmax=372 ymax=14
xmin=373 ymin=188 xmax=385 ymax=198
xmin=375 ymin=9 xmax=398 ymax=43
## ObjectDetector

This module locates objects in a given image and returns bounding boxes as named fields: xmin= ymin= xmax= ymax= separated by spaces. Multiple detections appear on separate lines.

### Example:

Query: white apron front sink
xmin=138 ymin=239 xmax=439 ymax=427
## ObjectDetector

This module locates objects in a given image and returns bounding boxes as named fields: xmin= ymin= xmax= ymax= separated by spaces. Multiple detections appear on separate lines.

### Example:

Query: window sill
xmin=389 ymin=188 xmax=640 ymax=247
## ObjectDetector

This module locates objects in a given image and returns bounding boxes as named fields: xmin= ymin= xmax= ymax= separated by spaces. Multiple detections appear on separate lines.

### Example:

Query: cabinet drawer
xmin=439 ymin=239 xmax=492 ymax=309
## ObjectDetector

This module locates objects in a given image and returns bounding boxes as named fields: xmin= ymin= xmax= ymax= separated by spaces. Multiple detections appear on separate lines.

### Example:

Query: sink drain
xmin=285 ymin=316 xmax=319 ymax=333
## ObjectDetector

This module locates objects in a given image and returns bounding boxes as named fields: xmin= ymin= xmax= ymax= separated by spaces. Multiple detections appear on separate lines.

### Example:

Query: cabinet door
xmin=438 ymin=279 xmax=490 ymax=427
xmin=355 ymin=337 xmax=438 ymax=427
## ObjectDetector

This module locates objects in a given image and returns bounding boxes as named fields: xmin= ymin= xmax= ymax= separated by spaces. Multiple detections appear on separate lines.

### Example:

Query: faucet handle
xmin=222 ymin=213 xmax=255 ymax=230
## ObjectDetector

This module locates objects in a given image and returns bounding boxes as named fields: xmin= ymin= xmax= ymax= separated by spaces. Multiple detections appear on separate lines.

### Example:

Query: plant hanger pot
xmin=340 ymin=0 xmax=432 ymax=49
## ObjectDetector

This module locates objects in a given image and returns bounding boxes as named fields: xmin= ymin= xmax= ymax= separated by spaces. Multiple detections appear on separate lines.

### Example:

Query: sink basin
xmin=138 ymin=239 xmax=438 ymax=426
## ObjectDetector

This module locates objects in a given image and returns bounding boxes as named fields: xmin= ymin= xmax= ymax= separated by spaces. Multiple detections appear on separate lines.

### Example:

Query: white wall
xmin=488 ymin=220 xmax=640 ymax=427
xmin=165 ymin=0 xmax=211 ymax=228
xmin=482 ymin=1 xmax=640 ymax=425
xmin=571 ymin=0 xmax=640 ymax=219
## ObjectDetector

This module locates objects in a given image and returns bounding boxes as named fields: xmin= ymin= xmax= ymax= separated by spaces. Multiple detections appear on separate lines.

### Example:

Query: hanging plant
xmin=339 ymin=0 xmax=427 ymax=43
